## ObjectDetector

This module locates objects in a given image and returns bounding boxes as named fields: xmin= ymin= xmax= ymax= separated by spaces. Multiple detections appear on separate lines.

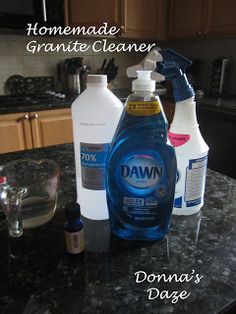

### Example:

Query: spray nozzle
xmin=157 ymin=49 xmax=195 ymax=102
xmin=158 ymin=61 xmax=180 ymax=79
xmin=159 ymin=49 xmax=192 ymax=73
xmin=126 ymin=47 xmax=195 ymax=102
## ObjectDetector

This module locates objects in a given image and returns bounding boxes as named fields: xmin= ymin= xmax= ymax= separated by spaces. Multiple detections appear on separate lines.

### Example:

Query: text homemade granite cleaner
xmin=106 ymin=71 xmax=177 ymax=240
xmin=71 ymin=75 xmax=123 ymax=220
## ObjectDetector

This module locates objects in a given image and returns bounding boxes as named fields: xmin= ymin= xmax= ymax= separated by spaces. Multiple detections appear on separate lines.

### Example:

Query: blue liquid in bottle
xmin=106 ymin=74 xmax=176 ymax=241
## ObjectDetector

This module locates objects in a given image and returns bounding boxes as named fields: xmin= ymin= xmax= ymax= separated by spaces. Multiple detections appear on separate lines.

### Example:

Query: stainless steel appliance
xmin=60 ymin=58 xmax=90 ymax=96
xmin=210 ymin=58 xmax=229 ymax=96
xmin=4 ymin=75 xmax=55 ymax=95
xmin=0 ymin=0 xmax=64 ymax=29
xmin=1 ymin=75 xmax=68 ymax=106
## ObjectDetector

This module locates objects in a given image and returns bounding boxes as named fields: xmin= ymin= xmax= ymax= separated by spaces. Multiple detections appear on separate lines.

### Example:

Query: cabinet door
xmin=30 ymin=109 xmax=73 ymax=148
xmin=169 ymin=0 xmax=207 ymax=39
xmin=65 ymin=0 xmax=121 ymax=27
xmin=121 ymin=0 xmax=167 ymax=40
xmin=0 ymin=112 xmax=32 ymax=154
xmin=206 ymin=0 xmax=236 ymax=35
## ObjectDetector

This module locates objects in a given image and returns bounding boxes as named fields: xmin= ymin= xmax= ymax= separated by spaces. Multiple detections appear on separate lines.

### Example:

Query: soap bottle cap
xmin=87 ymin=74 xmax=107 ymax=85
xmin=132 ymin=70 xmax=155 ymax=92
xmin=65 ymin=202 xmax=81 ymax=220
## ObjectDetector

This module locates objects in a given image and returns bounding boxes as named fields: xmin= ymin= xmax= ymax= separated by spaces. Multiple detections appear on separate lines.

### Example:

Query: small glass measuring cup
xmin=0 ymin=159 xmax=60 ymax=236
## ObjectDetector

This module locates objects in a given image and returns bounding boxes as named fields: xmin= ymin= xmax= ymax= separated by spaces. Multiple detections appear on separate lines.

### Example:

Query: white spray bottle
xmin=157 ymin=49 xmax=209 ymax=215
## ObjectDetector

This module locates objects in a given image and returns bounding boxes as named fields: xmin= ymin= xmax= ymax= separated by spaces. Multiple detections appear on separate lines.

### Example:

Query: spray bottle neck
xmin=171 ymin=97 xmax=198 ymax=129
xmin=172 ymin=74 xmax=195 ymax=102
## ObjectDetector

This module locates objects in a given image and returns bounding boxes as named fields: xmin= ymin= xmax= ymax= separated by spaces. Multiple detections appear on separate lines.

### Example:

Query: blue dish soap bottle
xmin=106 ymin=71 xmax=177 ymax=241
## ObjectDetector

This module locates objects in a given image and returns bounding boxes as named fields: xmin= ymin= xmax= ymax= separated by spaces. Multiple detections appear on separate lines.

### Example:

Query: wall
xmin=2 ymin=34 xmax=236 ymax=96
xmin=0 ymin=34 xmax=144 ymax=94
xmin=164 ymin=37 xmax=236 ymax=95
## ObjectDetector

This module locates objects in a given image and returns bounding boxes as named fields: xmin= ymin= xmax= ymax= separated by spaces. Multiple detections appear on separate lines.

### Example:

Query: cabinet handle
xmin=23 ymin=114 xmax=29 ymax=120
xmin=197 ymin=31 xmax=202 ymax=36
xmin=120 ymin=25 xmax=125 ymax=35
xmin=16 ymin=114 xmax=29 ymax=122
xmin=204 ymin=30 xmax=208 ymax=35
xmin=31 ymin=113 xmax=39 ymax=120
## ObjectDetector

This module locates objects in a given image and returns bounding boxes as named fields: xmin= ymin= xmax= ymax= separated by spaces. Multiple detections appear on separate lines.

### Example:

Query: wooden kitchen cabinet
xmin=169 ymin=0 xmax=236 ymax=39
xmin=0 ymin=108 xmax=73 ymax=154
xmin=120 ymin=0 xmax=167 ymax=40
xmin=0 ymin=112 xmax=33 ymax=154
xmin=64 ymin=0 xmax=121 ymax=27
xmin=206 ymin=0 xmax=236 ymax=36
xmin=65 ymin=0 xmax=167 ymax=40
xmin=169 ymin=0 xmax=207 ymax=39
xmin=30 ymin=108 xmax=73 ymax=148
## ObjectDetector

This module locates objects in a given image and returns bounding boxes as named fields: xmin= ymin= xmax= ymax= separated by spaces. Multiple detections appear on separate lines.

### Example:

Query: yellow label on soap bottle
xmin=126 ymin=101 xmax=161 ymax=116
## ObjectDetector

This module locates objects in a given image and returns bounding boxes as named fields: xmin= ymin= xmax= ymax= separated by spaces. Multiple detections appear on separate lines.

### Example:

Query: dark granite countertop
xmin=0 ymin=144 xmax=236 ymax=314
xmin=0 ymin=89 xmax=128 ymax=115
xmin=1 ymin=90 xmax=236 ymax=118
xmin=196 ymin=96 xmax=236 ymax=117
xmin=0 ymin=97 xmax=73 ymax=115
xmin=161 ymin=94 xmax=236 ymax=117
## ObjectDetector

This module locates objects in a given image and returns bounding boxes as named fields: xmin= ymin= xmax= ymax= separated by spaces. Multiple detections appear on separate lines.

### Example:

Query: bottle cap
xmin=65 ymin=202 xmax=81 ymax=220
xmin=87 ymin=74 xmax=107 ymax=85
xmin=132 ymin=70 xmax=155 ymax=92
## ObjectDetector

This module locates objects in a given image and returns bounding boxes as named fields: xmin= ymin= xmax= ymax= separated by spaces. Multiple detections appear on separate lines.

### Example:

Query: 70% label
xmin=81 ymin=153 xmax=97 ymax=162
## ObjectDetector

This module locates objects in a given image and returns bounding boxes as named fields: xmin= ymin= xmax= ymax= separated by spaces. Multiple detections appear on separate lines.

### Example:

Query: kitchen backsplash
xmin=1 ymin=34 xmax=236 ymax=96
xmin=0 ymin=34 xmax=144 ymax=95
xmin=165 ymin=37 xmax=236 ymax=95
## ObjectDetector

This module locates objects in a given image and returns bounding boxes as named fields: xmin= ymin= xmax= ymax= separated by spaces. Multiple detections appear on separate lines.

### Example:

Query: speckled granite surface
xmin=161 ymin=94 xmax=236 ymax=118
xmin=197 ymin=96 xmax=236 ymax=115
xmin=0 ymin=98 xmax=72 ymax=114
xmin=0 ymin=92 xmax=236 ymax=116
xmin=0 ymin=143 xmax=235 ymax=314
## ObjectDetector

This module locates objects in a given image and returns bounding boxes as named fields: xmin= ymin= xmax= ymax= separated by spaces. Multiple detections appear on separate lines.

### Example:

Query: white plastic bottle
xmin=169 ymin=97 xmax=209 ymax=215
xmin=71 ymin=75 xmax=123 ymax=220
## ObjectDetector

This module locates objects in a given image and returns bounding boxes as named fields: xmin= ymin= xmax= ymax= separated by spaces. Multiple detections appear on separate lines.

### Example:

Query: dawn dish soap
xmin=106 ymin=71 xmax=177 ymax=241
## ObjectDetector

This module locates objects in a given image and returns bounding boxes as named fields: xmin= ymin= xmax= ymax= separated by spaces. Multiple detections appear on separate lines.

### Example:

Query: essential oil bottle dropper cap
xmin=132 ymin=70 xmax=155 ymax=92
xmin=65 ymin=202 xmax=81 ymax=220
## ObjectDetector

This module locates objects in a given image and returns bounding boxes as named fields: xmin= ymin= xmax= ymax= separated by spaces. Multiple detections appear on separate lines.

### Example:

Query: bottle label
xmin=126 ymin=101 xmax=161 ymax=116
xmin=65 ymin=230 xmax=84 ymax=254
xmin=115 ymin=150 xmax=168 ymax=226
xmin=184 ymin=156 xmax=208 ymax=207
xmin=0 ymin=176 xmax=7 ymax=184
xmin=80 ymin=142 xmax=110 ymax=190
xmin=168 ymin=132 xmax=190 ymax=147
